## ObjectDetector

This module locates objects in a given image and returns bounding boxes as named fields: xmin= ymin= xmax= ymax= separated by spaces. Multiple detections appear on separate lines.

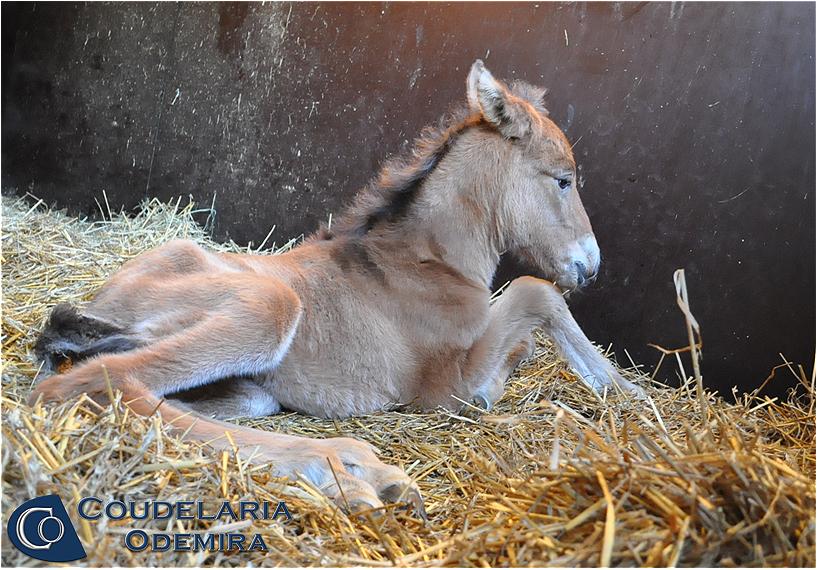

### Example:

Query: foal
xmin=31 ymin=61 xmax=638 ymax=513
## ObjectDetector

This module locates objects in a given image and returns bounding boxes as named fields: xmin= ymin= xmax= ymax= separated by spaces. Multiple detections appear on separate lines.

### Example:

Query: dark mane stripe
xmin=360 ymin=136 xmax=451 ymax=235
xmin=320 ymin=110 xmax=487 ymax=239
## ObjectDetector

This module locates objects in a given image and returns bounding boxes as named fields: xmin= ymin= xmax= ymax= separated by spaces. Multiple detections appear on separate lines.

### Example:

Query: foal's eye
xmin=557 ymin=178 xmax=571 ymax=190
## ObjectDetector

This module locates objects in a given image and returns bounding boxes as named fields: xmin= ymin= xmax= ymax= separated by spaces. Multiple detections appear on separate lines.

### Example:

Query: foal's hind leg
xmin=29 ymin=278 xmax=301 ymax=400
xmin=29 ymin=279 xmax=422 ymax=515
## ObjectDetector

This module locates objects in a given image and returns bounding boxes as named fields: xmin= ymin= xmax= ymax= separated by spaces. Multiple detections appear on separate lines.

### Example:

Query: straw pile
xmin=2 ymin=193 xmax=814 ymax=567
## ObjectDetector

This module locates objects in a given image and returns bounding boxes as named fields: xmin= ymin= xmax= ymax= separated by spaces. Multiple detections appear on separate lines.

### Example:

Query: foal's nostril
xmin=574 ymin=261 xmax=588 ymax=286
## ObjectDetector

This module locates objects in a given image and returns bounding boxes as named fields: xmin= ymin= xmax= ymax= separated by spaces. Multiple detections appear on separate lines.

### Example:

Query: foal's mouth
xmin=502 ymin=251 xmax=585 ymax=296
xmin=506 ymin=251 xmax=560 ymax=287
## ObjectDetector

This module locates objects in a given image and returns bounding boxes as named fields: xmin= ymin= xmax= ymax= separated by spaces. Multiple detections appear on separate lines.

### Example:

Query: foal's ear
xmin=466 ymin=60 xmax=531 ymax=139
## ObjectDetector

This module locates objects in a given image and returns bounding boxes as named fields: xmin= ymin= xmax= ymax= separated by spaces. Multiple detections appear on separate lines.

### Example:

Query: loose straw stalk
xmin=674 ymin=269 xmax=707 ymax=419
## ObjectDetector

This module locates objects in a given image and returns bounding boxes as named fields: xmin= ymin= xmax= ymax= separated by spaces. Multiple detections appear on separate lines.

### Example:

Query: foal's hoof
xmin=380 ymin=482 xmax=428 ymax=521
xmin=584 ymin=368 xmax=647 ymax=400
xmin=469 ymin=376 xmax=503 ymax=412
xmin=318 ymin=438 xmax=427 ymax=521
xmin=472 ymin=394 xmax=492 ymax=411
xmin=612 ymin=376 xmax=648 ymax=399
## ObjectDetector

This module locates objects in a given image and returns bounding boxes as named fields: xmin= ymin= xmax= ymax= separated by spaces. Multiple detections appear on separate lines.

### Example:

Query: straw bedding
xmin=2 ymin=193 xmax=814 ymax=567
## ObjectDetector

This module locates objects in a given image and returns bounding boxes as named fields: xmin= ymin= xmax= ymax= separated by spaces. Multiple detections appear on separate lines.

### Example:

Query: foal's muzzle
xmin=567 ymin=234 xmax=601 ymax=289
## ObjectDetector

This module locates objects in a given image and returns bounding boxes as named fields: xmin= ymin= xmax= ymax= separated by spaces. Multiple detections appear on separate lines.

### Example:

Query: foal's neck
xmin=395 ymin=133 xmax=507 ymax=288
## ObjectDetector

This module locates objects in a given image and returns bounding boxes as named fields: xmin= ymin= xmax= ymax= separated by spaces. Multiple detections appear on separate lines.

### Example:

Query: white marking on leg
xmin=246 ymin=392 xmax=281 ymax=416
xmin=270 ymin=314 xmax=300 ymax=368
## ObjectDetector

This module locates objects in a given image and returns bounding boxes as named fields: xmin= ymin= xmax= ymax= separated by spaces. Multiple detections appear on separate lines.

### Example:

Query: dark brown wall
xmin=3 ymin=2 xmax=814 ymax=397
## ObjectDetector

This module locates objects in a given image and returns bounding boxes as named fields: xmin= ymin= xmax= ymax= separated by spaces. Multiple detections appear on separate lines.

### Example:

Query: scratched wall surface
xmin=3 ymin=2 xmax=814 ymax=396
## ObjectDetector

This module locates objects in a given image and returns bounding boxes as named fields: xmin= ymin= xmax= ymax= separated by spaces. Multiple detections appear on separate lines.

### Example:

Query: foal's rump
xmin=34 ymin=303 xmax=139 ymax=373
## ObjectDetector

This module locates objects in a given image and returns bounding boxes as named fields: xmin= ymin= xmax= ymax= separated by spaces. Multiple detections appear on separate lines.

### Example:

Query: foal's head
xmin=466 ymin=60 xmax=599 ymax=291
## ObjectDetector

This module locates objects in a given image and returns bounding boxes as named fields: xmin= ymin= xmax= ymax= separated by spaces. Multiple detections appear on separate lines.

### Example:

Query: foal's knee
xmin=509 ymin=276 xmax=561 ymax=297
xmin=504 ymin=276 xmax=569 ymax=324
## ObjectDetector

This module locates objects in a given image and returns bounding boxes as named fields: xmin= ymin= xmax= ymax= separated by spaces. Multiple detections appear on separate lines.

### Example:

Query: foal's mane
xmin=314 ymin=81 xmax=547 ymax=241
xmin=314 ymin=107 xmax=483 ymax=240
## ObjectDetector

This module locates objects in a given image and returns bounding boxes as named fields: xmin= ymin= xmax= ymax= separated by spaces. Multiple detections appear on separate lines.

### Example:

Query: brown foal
xmin=30 ymin=61 xmax=640 ymax=514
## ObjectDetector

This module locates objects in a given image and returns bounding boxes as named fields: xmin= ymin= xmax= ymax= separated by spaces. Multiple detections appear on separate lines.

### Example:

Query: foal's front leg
xmin=463 ymin=276 xmax=641 ymax=409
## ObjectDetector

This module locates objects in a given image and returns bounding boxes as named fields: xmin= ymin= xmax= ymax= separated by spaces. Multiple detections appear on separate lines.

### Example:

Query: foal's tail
xmin=35 ymin=303 xmax=137 ymax=373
